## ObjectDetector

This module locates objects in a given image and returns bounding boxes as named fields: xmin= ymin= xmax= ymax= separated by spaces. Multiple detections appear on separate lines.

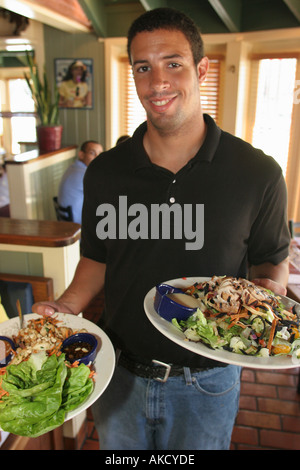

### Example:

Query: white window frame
xmin=104 ymin=37 xmax=128 ymax=150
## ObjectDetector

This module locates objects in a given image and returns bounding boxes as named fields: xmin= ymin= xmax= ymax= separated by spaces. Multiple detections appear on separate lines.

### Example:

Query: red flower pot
xmin=36 ymin=125 xmax=63 ymax=153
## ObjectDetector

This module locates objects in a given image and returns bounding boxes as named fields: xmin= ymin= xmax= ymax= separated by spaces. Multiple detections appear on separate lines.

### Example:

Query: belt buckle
xmin=152 ymin=360 xmax=171 ymax=382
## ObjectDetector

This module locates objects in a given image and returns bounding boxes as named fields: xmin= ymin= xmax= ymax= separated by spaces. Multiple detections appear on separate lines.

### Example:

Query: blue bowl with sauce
xmin=154 ymin=283 xmax=199 ymax=322
xmin=62 ymin=333 xmax=98 ymax=365
xmin=0 ymin=336 xmax=16 ymax=368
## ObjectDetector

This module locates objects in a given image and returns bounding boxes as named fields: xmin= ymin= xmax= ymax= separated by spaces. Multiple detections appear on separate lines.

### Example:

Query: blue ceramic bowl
xmin=0 ymin=336 xmax=16 ymax=368
xmin=62 ymin=333 xmax=98 ymax=365
xmin=154 ymin=283 xmax=197 ymax=322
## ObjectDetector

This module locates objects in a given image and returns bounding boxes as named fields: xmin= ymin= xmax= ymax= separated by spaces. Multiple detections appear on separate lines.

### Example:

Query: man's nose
xmin=150 ymin=68 xmax=170 ymax=91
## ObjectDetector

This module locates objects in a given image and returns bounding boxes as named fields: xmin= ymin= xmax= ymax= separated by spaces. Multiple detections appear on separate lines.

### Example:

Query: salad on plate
xmin=171 ymin=276 xmax=300 ymax=359
xmin=0 ymin=315 xmax=95 ymax=437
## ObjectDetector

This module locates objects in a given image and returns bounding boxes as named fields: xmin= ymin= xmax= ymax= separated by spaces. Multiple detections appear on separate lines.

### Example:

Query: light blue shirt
xmin=58 ymin=159 xmax=86 ymax=224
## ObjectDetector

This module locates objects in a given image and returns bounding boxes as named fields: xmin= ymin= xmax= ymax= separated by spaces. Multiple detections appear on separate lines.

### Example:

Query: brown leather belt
xmin=118 ymin=353 xmax=208 ymax=382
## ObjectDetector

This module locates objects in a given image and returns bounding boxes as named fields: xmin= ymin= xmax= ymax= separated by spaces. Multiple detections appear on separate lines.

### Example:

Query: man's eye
xmin=168 ymin=63 xmax=180 ymax=68
xmin=137 ymin=65 xmax=150 ymax=73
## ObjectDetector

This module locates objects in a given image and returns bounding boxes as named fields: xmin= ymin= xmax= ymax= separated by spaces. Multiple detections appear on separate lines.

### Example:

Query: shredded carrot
xmin=0 ymin=374 xmax=9 ymax=402
xmin=267 ymin=318 xmax=278 ymax=352
xmin=230 ymin=320 xmax=248 ymax=329
xmin=229 ymin=312 xmax=250 ymax=320
xmin=66 ymin=360 xmax=80 ymax=368
xmin=227 ymin=311 xmax=250 ymax=329
xmin=205 ymin=310 xmax=226 ymax=319
xmin=48 ymin=341 xmax=63 ymax=356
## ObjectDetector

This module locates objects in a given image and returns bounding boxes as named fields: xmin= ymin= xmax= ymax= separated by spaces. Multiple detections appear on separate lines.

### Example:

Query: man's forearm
xmin=57 ymin=257 xmax=106 ymax=315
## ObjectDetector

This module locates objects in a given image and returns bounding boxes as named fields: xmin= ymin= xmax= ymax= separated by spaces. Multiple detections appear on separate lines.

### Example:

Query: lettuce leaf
xmin=0 ymin=352 xmax=93 ymax=437
xmin=173 ymin=309 xmax=227 ymax=349
xmin=61 ymin=363 xmax=94 ymax=411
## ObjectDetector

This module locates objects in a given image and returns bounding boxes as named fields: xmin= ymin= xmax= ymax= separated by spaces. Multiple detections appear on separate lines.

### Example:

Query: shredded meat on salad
xmin=11 ymin=316 xmax=87 ymax=364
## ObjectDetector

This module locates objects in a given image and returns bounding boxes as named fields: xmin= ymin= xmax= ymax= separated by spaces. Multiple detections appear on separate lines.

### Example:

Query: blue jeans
xmin=92 ymin=363 xmax=241 ymax=450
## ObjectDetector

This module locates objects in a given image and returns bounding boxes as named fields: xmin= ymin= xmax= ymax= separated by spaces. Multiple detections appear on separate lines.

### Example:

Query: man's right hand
xmin=32 ymin=301 xmax=75 ymax=317
xmin=31 ymin=257 xmax=106 ymax=317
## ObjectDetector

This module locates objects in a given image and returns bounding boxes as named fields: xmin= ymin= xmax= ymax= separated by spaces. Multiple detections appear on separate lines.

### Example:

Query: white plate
xmin=0 ymin=313 xmax=115 ymax=422
xmin=144 ymin=277 xmax=300 ymax=370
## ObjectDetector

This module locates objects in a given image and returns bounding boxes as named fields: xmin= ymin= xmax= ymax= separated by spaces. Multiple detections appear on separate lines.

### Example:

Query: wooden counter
xmin=0 ymin=217 xmax=81 ymax=301
xmin=5 ymin=146 xmax=77 ymax=220
xmin=5 ymin=145 xmax=76 ymax=164
xmin=0 ymin=218 xmax=81 ymax=247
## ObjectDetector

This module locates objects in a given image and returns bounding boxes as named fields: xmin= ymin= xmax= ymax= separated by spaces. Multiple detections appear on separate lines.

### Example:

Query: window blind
xmin=200 ymin=58 xmax=222 ymax=124
xmin=120 ymin=58 xmax=146 ymax=137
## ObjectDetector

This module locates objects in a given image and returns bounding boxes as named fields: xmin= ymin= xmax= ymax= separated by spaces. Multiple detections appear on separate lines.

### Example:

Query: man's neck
xmin=143 ymin=115 xmax=207 ymax=174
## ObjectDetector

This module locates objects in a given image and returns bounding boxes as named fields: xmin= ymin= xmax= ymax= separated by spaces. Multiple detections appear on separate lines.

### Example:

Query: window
xmin=248 ymin=57 xmax=297 ymax=176
xmin=0 ymin=77 xmax=37 ymax=155
xmin=120 ymin=56 xmax=223 ymax=136
xmin=120 ymin=58 xmax=146 ymax=137
xmin=200 ymin=58 xmax=223 ymax=124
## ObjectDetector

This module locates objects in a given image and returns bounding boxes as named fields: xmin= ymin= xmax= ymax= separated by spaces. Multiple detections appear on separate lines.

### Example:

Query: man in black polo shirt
xmin=33 ymin=8 xmax=290 ymax=450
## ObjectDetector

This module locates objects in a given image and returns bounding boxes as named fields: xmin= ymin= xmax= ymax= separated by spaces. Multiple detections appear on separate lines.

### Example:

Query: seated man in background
xmin=58 ymin=140 xmax=103 ymax=224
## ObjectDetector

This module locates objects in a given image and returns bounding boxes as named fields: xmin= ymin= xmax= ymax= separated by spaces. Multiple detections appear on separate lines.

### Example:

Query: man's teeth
xmin=152 ymin=99 xmax=171 ymax=106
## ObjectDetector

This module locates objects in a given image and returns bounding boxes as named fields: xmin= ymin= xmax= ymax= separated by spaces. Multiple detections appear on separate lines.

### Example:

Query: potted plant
xmin=24 ymin=53 xmax=62 ymax=153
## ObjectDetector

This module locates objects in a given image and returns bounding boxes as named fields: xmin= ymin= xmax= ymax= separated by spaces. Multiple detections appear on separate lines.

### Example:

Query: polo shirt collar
xmin=130 ymin=114 xmax=221 ymax=172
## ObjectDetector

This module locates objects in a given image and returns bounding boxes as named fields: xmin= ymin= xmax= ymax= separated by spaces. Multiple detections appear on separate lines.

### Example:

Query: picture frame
xmin=55 ymin=58 xmax=93 ymax=109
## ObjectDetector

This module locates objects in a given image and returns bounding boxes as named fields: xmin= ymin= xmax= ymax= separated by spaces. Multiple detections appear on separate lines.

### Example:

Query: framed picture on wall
xmin=55 ymin=58 xmax=93 ymax=109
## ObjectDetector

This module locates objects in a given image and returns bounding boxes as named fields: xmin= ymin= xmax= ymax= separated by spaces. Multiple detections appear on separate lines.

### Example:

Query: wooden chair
xmin=53 ymin=196 xmax=73 ymax=222
xmin=0 ymin=272 xmax=53 ymax=315
xmin=288 ymin=219 xmax=300 ymax=238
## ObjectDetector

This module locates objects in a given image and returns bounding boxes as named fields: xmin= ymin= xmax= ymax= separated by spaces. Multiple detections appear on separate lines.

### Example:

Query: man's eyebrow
xmin=132 ymin=59 xmax=148 ymax=67
xmin=132 ymin=54 xmax=184 ymax=67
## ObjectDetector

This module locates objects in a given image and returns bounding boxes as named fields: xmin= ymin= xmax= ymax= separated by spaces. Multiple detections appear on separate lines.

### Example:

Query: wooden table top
xmin=0 ymin=218 xmax=81 ymax=247
xmin=5 ymin=146 xmax=77 ymax=165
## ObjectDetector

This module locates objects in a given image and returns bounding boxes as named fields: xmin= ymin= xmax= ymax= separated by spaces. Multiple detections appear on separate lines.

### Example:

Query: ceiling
xmin=80 ymin=0 xmax=300 ymax=36
xmin=1 ymin=0 xmax=300 ymax=38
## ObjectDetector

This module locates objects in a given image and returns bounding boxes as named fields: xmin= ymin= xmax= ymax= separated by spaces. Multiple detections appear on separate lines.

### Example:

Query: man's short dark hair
xmin=80 ymin=140 xmax=99 ymax=152
xmin=127 ymin=8 xmax=204 ymax=66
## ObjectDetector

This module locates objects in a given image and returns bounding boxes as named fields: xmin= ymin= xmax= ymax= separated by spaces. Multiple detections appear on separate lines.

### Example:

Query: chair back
xmin=289 ymin=219 xmax=300 ymax=239
xmin=53 ymin=196 xmax=73 ymax=222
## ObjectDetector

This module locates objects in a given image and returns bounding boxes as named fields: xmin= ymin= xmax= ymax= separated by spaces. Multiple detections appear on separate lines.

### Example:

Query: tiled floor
xmin=231 ymin=366 xmax=300 ymax=450
xmin=80 ymin=407 xmax=100 ymax=450
xmin=82 ymin=294 xmax=300 ymax=451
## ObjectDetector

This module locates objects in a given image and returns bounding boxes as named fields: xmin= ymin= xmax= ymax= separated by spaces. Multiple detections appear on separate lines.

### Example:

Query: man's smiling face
xmin=130 ymin=29 xmax=208 ymax=135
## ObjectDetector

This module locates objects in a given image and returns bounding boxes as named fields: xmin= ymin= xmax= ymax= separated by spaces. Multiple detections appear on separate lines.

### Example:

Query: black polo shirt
xmin=81 ymin=114 xmax=290 ymax=368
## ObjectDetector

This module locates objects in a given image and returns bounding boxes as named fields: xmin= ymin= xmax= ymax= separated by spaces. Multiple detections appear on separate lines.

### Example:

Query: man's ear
xmin=78 ymin=150 xmax=84 ymax=162
xmin=197 ymin=56 xmax=209 ymax=84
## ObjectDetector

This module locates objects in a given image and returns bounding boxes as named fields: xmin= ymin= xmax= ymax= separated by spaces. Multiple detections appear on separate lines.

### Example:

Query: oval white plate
xmin=0 ymin=312 xmax=115 ymax=422
xmin=144 ymin=277 xmax=300 ymax=370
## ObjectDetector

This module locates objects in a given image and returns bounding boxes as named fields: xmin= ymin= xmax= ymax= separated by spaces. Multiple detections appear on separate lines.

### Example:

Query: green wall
xmin=43 ymin=25 xmax=106 ymax=150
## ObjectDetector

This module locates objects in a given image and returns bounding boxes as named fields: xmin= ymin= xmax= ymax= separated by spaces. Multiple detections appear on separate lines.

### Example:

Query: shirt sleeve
xmin=247 ymin=171 xmax=290 ymax=266
xmin=81 ymin=165 xmax=107 ymax=264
